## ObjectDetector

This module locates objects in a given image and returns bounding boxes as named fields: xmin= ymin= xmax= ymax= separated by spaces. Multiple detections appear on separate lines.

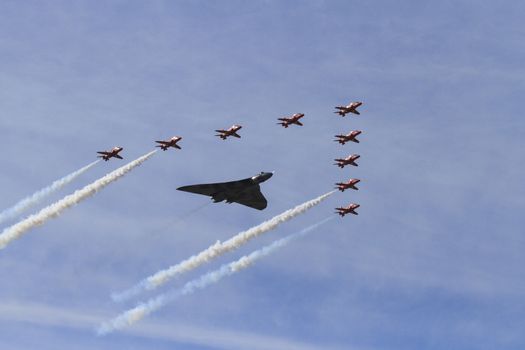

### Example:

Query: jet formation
xmin=94 ymin=100 xmax=364 ymax=216
xmin=332 ymin=100 xmax=364 ymax=216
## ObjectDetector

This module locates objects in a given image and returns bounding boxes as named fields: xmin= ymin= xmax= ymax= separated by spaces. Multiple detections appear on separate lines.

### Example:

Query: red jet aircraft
xmin=335 ymin=178 xmax=360 ymax=192
xmin=155 ymin=136 xmax=182 ymax=151
xmin=334 ymin=154 xmax=360 ymax=168
xmin=215 ymin=125 xmax=242 ymax=140
xmin=277 ymin=113 xmax=305 ymax=128
xmin=334 ymin=101 xmax=363 ymax=117
xmin=335 ymin=203 xmax=360 ymax=216
xmin=334 ymin=130 xmax=362 ymax=145
xmin=97 ymin=147 xmax=123 ymax=161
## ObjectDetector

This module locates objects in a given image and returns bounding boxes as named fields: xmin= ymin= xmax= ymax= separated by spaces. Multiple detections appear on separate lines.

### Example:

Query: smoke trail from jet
xmin=0 ymin=151 xmax=157 ymax=250
xmin=98 ymin=216 xmax=334 ymax=335
xmin=112 ymin=191 xmax=335 ymax=302
xmin=0 ymin=160 xmax=100 ymax=225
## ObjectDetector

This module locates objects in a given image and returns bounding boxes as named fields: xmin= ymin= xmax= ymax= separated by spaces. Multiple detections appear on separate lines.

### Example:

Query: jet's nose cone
xmin=261 ymin=171 xmax=273 ymax=181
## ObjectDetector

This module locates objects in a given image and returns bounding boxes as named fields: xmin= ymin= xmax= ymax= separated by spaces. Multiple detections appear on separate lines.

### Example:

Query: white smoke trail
xmin=0 ymin=151 xmax=157 ymax=250
xmin=0 ymin=160 xmax=100 ymax=225
xmin=98 ymin=216 xmax=334 ymax=335
xmin=112 ymin=191 xmax=335 ymax=302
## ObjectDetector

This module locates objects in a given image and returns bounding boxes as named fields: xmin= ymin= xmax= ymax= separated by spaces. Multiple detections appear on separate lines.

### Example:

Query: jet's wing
xmin=296 ymin=121 xmax=303 ymax=126
xmin=114 ymin=154 xmax=123 ymax=159
xmin=177 ymin=178 xmax=267 ymax=210
xmin=277 ymin=118 xmax=289 ymax=121
xmin=97 ymin=151 xmax=110 ymax=155
xmin=232 ymin=185 xmax=267 ymax=210
xmin=155 ymin=140 xmax=169 ymax=145
xmin=214 ymin=129 xmax=226 ymax=133
xmin=351 ymin=110 xmax=360 ymax=115
xmin=177 ymin=177 xmax=254 ymax=197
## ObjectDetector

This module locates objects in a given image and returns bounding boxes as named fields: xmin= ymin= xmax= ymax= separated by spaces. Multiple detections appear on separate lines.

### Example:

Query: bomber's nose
xmin=260 ymin=172 xmax=273 ymax=181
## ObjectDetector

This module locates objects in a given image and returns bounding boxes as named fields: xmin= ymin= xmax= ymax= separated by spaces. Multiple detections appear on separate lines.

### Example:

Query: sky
xmin=0 ymin=0 xmax=524 ymax=349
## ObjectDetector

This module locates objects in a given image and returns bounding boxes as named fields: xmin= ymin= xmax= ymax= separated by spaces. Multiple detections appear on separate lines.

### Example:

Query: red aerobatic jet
xmin=155 ymin=136 xmax=182 ymax=151
xmin=97 ymin=147 xmax=123 ymax=161
xmin=277 ymin=113 xmax=305 ymax=128
xmin=215 ymin=125 xmax=242 ymax=140
xmin=334 ymin=101 xmax=363 ymax=117
xmin=334 ymin=130 xmax=362 ymax=145
xmin=335 ymin=203 xmax=360 ymax=217
xmin=335 ymin=178 xmax=360 ymax=192
xmin=334 ymin=154 xmax=360 ymax=168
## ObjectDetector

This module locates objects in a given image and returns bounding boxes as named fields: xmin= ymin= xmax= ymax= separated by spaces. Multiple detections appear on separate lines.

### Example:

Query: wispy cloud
xmin=0 ymin=299 xmax=345 ymax=350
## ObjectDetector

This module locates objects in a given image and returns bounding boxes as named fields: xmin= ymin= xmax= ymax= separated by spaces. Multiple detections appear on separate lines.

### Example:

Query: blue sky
xmin=0 ymin=1 xmax=524 ymax=349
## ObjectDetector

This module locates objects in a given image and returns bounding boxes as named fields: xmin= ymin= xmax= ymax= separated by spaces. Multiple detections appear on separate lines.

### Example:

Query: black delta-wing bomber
xmin=177 ymin=172 xmax=274 ymax=210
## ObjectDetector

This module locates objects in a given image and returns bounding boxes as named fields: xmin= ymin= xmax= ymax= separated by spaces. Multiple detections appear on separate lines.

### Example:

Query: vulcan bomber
xmin=177 ymin=172 xmax=274 ymax=210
